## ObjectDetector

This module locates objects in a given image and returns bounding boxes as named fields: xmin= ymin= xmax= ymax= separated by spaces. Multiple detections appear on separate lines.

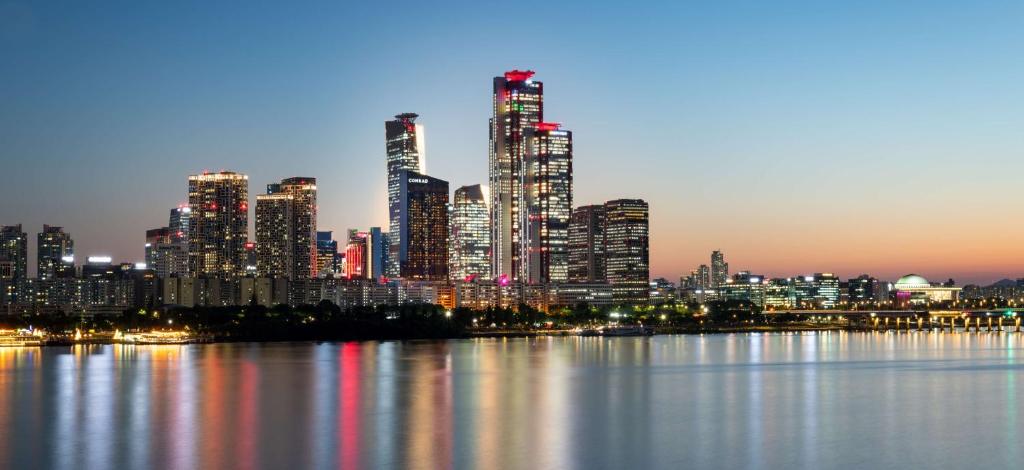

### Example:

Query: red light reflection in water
xmin=339 ymin=343 xmax=361 ymax=469
xmin=200 ymin=348 xmax=225 ymax=469
xmin=237 ymin=357 xmax=259 ymax=470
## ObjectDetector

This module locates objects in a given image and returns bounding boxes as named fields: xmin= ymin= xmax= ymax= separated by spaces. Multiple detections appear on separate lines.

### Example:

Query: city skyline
xmin=3 ymin=1 xmax=1024 ymax=284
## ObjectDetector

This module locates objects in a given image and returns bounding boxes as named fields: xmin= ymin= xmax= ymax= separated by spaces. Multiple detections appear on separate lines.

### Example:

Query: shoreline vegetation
xmin=0 ymin=299 xmax=990 ymax=345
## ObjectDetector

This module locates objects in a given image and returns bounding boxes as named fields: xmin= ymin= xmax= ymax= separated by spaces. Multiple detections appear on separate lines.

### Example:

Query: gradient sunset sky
xmin=2 ymin=1 xmax=1023 ymax=284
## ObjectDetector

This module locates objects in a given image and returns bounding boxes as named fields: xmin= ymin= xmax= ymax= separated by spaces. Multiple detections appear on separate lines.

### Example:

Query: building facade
xmin=711 ymin=250 xmax=729 ymax=287
xmin=449 ymin=184 xmax=491 ymax=281
xmin=568 ymin=205 xmax=606 ymax=282
xmin=386 ymin=113 xmax=424 ymax=278
xmin=267 ymin=177 xmax=318 ymax=279
xmin=490 ymin=70 xmax=543 ymax=281
xmin=187 ymin=171 xmax=249 ymax=277
xmin=255 ymin=192 xmax=294 ymax=278
xmin=398 ymin=171 xmax=449 ymax=281
xmin=37 ymin=225 xmax=74 ymax=281
xmin=520 ymin=123 xmax=572 ymax=283
xmin=604 ymin=199 xmax=650 ymax=305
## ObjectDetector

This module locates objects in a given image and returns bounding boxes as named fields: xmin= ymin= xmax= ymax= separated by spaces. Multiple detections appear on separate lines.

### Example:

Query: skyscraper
xmin=169 ymin=205 xmax=192 ymax=242
xmin=399 ymin=170 xmax=449 ymax=281
xmin=450 ymin=184 xmax=491 ymax=281
xmin=604 ymin=199 xmax=650 ymax=305
xmin=520 ymin=123 xmax=572 ymax=283
xmin=490 ymin=70 xmax=543 ymax=281
xmin=0 ymin=224 xmax=27 ymax=281
xmin=255 ymin=192 xmax=294 ymax=278
xmin=386 ymin=113 xmax=424 ymax=278
xmin=365 ymin=227 xmax=386 ymax=282
xmin=344 ymin=232 xmax=367 ymax=280
xmin=316 ymin=231 xmax=339 ymax=278
xmin=37 ymin=225 xmax=74 ymax=280
xmin=146 ymin=227 xmax=187 ymax=279
xmin=267 ymin=177 xmax=318 ymax=279
xmin=711 ymin=250 xmax=729 ymax=287
xmin=568 ymin=205 xmax=606 ymax=282
xmin=187 ymin=171 xmax=249 ymax=277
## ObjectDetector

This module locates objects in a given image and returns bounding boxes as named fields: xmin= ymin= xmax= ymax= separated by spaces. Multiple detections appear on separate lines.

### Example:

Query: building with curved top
xmin=891 ymin=274 xmax=960 ymax=305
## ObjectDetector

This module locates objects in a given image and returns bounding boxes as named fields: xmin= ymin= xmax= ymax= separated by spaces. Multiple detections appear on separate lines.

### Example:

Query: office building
xmin=386 ymin=113 xmax=424 ymax=278
xmin=398 ymin=171 xmax=449 ymax=281
xmin=520 ymin=123 xmax=572 ymax=283
xmin=344 ymin=232 xmax=368 ymax=280
xmin=316 ymin=231 xmax=339 ymax=278
xmin=568 ymin=205 xmax=606 ymax=282
xmin=450 ymin=184 xmax=491 ymax=281
xmin=604 ymin=199 xmax=649 ymax=305
xmin=711 ymin=250 xmax=729 ymax=287
xmin=169 ymin=205 xmax=191 ymax=241
xmin=490 ymin=70 xmax=543 ymax=280
xmin=848 ymin=274 xmax=879 ymax=303
xmin=146 ymin=227 xmax=187 ymax=279
xmin=364 ymin=227 xmax=385 ymax=282
xmin=37 ymin=225 xmax=74 ymax=280
xmin=187 ymin=171 xmax=249 ymax=277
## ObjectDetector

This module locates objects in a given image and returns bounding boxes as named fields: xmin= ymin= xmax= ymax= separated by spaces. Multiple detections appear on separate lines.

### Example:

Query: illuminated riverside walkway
xmin=768 ymin=308 xmax=1024 ymax=332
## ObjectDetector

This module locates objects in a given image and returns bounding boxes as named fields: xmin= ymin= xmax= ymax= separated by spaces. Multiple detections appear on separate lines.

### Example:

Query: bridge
xmin=765 ymin=308 xmax=1024 ymax=332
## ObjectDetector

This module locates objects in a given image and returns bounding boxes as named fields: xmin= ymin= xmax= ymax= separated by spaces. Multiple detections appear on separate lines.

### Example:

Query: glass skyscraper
xmin=398 ymin=170 xmax=448 ymax=281
xmin=386 ymin=113 xmax=423 ymax=279
xmin=489 ymin=70 xmax=543 ymax=281
xmin=604 ymin=199 xmax=650 ymax=305
xmin=520 ymin=124 xmax=572 ymax=283
xmin=568 ymin=204 xmax=606 ymax=282
xmin=450 ymin=184 xmax=491 ymax=281
xmin=37 ymin=225 xmax=74 ymax=280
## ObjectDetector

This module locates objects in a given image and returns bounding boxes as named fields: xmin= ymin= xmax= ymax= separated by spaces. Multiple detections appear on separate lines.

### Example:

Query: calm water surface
xmin=2 ymin=332 xmax=1023 ymax=469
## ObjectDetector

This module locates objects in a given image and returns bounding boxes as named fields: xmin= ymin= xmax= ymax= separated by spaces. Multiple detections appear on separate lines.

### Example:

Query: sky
xmin=2 ymin=0 xmax=1023 ymax=284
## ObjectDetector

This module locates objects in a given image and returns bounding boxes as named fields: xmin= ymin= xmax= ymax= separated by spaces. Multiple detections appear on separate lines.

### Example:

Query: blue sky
xmin=2 ymin=0 xmax=1023 ymax=283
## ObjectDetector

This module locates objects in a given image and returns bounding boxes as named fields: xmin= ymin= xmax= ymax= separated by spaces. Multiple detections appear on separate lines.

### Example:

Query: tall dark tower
xmin=398 ymin=171 xmax=449 ymax=281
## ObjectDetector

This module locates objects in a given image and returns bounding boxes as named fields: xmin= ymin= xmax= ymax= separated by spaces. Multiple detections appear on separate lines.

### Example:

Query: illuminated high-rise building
xmin=520 ymin=123 xmax=572 ymax=283
xmin=169 ymin=205 xmax=191 ymax=242
xmin=386 ymin=113 xmax=424 ymax=278
xmin=255 ymin=192 xmax=294 ymax=278
xmin=187 ymin=171 xmax=249 ymax=277
xmin=398 ymin=171 xmax=448 ymax=281
xmin=0 ymin=224 xmax=27 ymax=281
xmin=711 ymin=250 xmax=729 ymax=287
xmin=316 ymin=231 xmax=339 ymax=277
xmin=146 ymin=227 xmax=187 ymax=278
xmin=568 ymin=205 xmax=606 ymax=282
xmin=604 ymin=199 xmax=649 ymax=305
xmin=267 ymin=177 xmax=318 ymax=279
xmin=37 ymin=225 xmax=74 ymax=280
xmin=344 ymin=232 xmax=368 ymax=280
xmin=365 ymin=227 xmax=386 ymax=282
xmin=490 ymin=70 xmax=543 ymax=281
xmin=450 ymin=184 xmax=491 ymax=281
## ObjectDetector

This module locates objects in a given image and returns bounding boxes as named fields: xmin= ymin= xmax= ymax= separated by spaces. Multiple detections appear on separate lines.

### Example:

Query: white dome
xmin=894 ymin=274 xmax=930 ymax=289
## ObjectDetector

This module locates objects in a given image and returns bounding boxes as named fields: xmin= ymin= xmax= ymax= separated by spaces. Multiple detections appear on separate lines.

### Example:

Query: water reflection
xmin=1 ymin=333 xmax=1024 ymax=468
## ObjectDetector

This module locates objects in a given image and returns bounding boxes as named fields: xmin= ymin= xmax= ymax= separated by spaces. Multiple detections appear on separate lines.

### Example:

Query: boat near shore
xmin=0 ymin=329 xmax=46 ymax=347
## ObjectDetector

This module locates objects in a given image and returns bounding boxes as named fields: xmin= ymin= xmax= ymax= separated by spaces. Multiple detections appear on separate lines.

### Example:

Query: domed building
xmin=891 ymin=274 xmax=960 ymax=305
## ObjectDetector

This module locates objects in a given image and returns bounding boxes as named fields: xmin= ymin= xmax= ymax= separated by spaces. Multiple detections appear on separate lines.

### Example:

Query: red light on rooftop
xmin=244 ymin=242 xmax=256 ymax=250
xmin=536 ymin=122 xmax=561 ymax=131
xmin=504 ymin=70 xmax=535 ymax=81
